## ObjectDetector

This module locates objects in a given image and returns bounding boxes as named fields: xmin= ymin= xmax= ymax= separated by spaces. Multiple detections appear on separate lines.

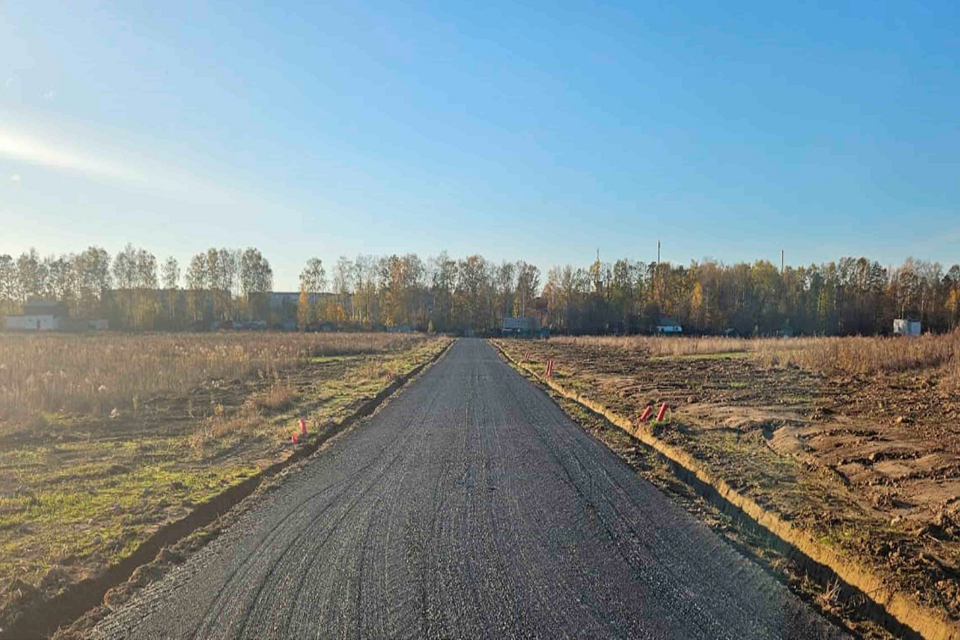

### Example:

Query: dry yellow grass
xmin=552 ymin=331 xmax=960 ymax=378
xmin=0 ymin=332 xmax=428 ymax=422
xmin=554 ymin=335 xmax=754 ymax=357
xmin=249 ymin=379 xmax=298 ymax=413
xmin=762 ymin=332 xmax=960 ymax=376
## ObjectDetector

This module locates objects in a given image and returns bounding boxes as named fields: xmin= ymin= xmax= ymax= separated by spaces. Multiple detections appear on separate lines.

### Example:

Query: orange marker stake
xmin=299 ymin=418 xmax=307 ymax=437
xmin=656 ymin=402 xmax=668 ymax=422
xmin=639 ymin=405 xmax=653 ymax=422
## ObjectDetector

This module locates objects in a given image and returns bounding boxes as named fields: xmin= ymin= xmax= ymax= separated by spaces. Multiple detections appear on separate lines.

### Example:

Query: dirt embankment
xmin=493 ymin=338 xmax=960 ymax=640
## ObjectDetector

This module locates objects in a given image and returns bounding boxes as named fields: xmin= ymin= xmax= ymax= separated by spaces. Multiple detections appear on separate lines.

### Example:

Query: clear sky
xmin=2 ymin=1 xmax=958 ymax=289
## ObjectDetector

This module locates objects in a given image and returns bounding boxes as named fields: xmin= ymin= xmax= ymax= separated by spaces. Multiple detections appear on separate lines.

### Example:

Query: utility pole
xmin=655 ymin=238 xmax=662 ymax=308
xmin=781 ymin=250 xmax=784 ymax=274
xmin=595 ymin=248 xmax=601 ymax=295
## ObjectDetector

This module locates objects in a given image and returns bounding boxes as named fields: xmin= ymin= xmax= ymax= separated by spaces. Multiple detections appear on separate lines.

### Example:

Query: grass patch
xmin=0 ymin=333 xmax=451 ymax=622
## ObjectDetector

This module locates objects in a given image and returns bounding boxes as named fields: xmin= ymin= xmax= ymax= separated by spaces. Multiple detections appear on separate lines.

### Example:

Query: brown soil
xmin=537 ymin=376 xmax=897 ymax=639
xmin=494 ymin=338 xmax=960 ymax=631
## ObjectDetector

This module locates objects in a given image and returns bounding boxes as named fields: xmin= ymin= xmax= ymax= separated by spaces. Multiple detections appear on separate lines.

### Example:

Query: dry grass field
xmin=495 ymin=332 xmax=960 ymax=631
xmin=0 ymin=332 xmax=427 ymax=423
xmin=556 ymin=333 xmax=960 ymax=377
xmin=0 ymin=331 xmax=451 ymax=630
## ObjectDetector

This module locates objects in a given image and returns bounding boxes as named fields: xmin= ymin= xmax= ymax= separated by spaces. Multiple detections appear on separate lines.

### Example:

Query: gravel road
xmin=91 ymin=339 xmax=847 ymax=640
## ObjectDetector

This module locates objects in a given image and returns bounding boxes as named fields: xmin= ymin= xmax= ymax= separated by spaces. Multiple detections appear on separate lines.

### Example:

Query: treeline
xmin=1 ymin=245 xmax=958 ymax=335
xmin=289 ymin=253 xmax=543 ymax=334
xmin=0 ymin=245 xmax=274 ymax=330
xmin=542 ymin=257 xmax=959 ymax=335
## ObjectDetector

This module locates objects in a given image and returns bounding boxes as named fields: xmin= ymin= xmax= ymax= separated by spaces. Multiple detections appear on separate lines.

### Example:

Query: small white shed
xmin=655 ymin=317 xmax=683 ymax=334
xmin=5 ymin=315 xmax=61 ymax=331
xmin=893 ymin=319 xmax=921 ymax=337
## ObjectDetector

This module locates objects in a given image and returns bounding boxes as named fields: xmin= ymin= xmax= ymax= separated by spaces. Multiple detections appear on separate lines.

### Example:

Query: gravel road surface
xmin=92 ymin=339 xmax=846 ymax=640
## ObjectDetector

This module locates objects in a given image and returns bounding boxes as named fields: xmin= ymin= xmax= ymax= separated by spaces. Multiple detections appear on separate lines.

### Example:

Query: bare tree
xmin=159 ymin=257 xmax=181 ymax=327
xmin=0 ymin=254 xmax=18 ymax=317
xmin=429 ymin=251 xmax=457 ymax=332
xmin=299 ymin=258 xmax=326 ymax=325
xmin=185 ymin=253 xmax=208 ymax=323
xmin=17 ymin=249 xmax=46 ymax=304
xmin=352 ymin=255 xmax=377 ymax=324
xmin=240 ymin=248 xmax=273 ymax=319
xmin=299 ymin=258 xmax=326 ymax=293
xmin=44 ymin=254 xmax=76 ymax=302
xmin=495 ymin=261 xmax=516 ymax=319
xmin=135 ymin=250 xmax=158 ymax=289
xmin=332 ymin=256 xmax=353 ymax=322
xmin=162 ymin=257 xmax=180 ymax=290
xmin=72 ymin=247 xmax=112 ymax=317
xmin=240 ymin=248 xmax=273 ymax=296
xmin=514 ymin=261 xmax=541 ymax=318
xmin=110 ymin=245 xmax=158 ymax=329
xmin=112 ymin=244 xmax=138 ymax=290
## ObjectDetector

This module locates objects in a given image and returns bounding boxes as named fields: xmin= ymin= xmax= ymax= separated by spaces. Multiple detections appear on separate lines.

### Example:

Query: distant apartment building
xmin=267 ymin=291 xmax=332 ymax=313
xmin=237 ymin=291 xmax=335 ymax=317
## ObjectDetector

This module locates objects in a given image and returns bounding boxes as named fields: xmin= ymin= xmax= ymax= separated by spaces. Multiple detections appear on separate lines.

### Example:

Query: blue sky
xmin=2 ymin=0 xmax=958 ymax=289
